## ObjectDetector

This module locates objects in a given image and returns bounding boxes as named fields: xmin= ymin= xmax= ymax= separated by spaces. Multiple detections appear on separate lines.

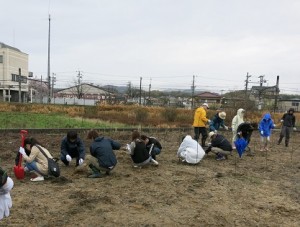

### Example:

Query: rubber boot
xmin=88 ymin=164 xmax=102 ymax=178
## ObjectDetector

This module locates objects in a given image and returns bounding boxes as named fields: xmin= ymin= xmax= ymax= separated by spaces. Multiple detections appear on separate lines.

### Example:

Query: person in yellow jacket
xmin=192 ymin=103 xmax=210 ymax=147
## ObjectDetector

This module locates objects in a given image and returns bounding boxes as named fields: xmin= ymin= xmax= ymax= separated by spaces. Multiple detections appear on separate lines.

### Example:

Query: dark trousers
xmin=278 ymin=126 xmax=292 ymax=146
xmin=194 ymin=127 xmax=208 ymax=147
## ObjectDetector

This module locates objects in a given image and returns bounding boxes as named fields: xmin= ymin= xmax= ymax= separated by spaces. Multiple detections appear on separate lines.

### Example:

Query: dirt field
xmin=0 ymin=129 xmax=299 ymax=227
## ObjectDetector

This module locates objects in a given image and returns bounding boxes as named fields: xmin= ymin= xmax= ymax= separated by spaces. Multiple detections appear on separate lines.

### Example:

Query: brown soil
xmin=0 ymin=130 xmax=299 ymax=227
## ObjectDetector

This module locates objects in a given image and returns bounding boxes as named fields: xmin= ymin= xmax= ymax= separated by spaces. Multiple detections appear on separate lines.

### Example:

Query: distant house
xmin=54 ymin=83 xmax=117 ymax=105
xmin=194 ymin=92 xmax=222 ymax=108
xmin=278 ymin=98 xmax=300 ymax=112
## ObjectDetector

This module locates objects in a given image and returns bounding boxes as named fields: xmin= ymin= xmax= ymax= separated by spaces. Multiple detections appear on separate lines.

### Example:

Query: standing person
xmin=129 ymin=130 xmax=158 ymax=167
xmin=18 ymin=137 xmax=54 ymax=182
xmin=140 ymin=134 xmax=162 ymax=160
xmin=209 ymin=111 xmax=229 ymax=133
xmin=231 ymin=108 xmax=245 ymax=148
xmin=60 ymin=130 xmax=85 ymax=167
xmin=192 ymin=103 xmax=210 ymax=147
xmin=78 ymin=130 xmax=121 ymax=178
xmin=0 ymin=167 xmax=13 ymax=220
xmin=277 ymin=108 xmax=297 ymax=147
xmin=206 ymin=131 xmax=233 ymax=161
xmin=177 ymin=135 xmax=205 ymax=164
xmin=259 ymin=113 xmax=276 ymax=151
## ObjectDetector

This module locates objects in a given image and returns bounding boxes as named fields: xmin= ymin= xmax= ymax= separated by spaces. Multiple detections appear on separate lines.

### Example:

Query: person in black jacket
xmin=78 ymin=130 xmax=121 ymax=178
xmin=206 ymin=131 xmax=233 ymax=161
xmin=278 ymin=108 xmax=297 ymax=147
xmin=60 ymin=130 xmax=85 ymax=166
xmin=140 ymin=135 xmax=162 ymax=160
xmin=129 ymin=130 xmax=158 ymax=167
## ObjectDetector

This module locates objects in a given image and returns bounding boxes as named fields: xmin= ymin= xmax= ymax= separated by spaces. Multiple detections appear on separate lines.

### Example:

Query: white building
xmin=0 ymin=42 xmax=29 ymax=102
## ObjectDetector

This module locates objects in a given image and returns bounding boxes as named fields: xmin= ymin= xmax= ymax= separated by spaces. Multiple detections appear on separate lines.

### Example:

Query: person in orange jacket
xmin=192 ymin=103 xmax=210 ymax=147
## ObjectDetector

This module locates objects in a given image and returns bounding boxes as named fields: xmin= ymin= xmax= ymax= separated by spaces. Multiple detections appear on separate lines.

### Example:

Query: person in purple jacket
xmin=259 ymin=112 xmax=276 ymax=151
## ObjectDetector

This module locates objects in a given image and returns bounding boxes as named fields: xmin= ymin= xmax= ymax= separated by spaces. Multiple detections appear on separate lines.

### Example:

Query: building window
xmin=11 ymin=74 xmax=27 ymax=83
xmin=292 ymin=102 xmax=299 ymax=107
xmin=0 ymin=55 xmax=3 ymax=63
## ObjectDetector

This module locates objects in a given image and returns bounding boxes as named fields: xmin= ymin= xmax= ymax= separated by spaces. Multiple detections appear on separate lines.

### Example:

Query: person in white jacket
xmin=231 ymin=108 xmax=245 ymax=148
xmin=0 ymin=168 xmax=13 ymax=220
xmin=177 ymin=135 xmax=205 ymax=164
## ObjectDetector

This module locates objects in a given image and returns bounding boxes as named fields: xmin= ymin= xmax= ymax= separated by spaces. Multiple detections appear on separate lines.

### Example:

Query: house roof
xmin=56 ymin=83 xmax=112 ymax=95
xmin=196 ymin=92 xmax=221 ymax=98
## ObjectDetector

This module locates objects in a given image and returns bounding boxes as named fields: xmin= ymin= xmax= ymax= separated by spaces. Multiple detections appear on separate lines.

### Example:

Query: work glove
xmin=78 ymin=158 xmax=84 ymax=166
xmin=19 ymin=147 xmax=26 ymax=156
xmin=207 ymin=120 xmax=211 ymax=123
xmin=280 ymin=119 xmax=284 ymax=123
xmin=224 ymin=126 xmax=229 ymax=130
xmin=66 ymin=155 xmax=72 ymax=162
xmin=293 ymin=127 xmax=297 ymax=131
xmin=260 ymin=131 xmax=264 ymax=135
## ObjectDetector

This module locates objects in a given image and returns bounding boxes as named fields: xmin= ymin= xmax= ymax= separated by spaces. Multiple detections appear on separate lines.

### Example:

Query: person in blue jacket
xmin=259 ymin=112 xmax=275 ymax=151
xmin=82 ymin=129 xmax=121 ymax=178
xmin=209 ymin=111 xmax=229 ymax=133
xmin=60 ymin=130 xmax=85 ymax=166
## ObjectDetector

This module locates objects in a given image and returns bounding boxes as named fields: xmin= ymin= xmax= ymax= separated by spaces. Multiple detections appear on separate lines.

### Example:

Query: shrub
xmin=161 ymin=107 xmax=177 ymax=122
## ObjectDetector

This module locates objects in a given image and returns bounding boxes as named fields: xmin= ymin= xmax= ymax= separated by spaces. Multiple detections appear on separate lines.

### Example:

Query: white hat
xmin=218 ymin=111 xmax=226 ymax=120
xmin=208 ymin=131 xmax=215 ymax=139
xmin=202 ymin=103 xmax=209 ymax=109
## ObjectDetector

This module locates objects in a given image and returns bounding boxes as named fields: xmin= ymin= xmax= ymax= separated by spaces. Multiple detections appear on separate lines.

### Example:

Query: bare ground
xmin=0 ymin=130 xmax=299 ymax=227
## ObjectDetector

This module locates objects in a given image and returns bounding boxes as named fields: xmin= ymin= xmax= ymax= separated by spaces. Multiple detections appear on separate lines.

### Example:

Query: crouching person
xmin=206 ymin=131 xmax=233 ymax=161
xmin=79 ymin=130 xmax=121 ymax=178
xmin=129 ymin=130 xmax=158 ymax=167
xmin=18 ymin=137 xmax=54 ymax=182
xmin=0 ymin=168 xmax=13 ymax=220
xmin=177 ymin=135 xmax=205 ymax=164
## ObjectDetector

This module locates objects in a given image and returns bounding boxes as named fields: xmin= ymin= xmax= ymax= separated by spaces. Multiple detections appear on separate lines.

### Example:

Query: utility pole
xmin=47 ymin=14 xmax=51 ymax=104
xmin=244 ymin=72 xmax=251 ymax=108
xmin=139 ymin=77 xmax=142 ymax=105
xmin=191 ymin=75 xmax=195 ymax=109
xmin=77 ymin=71 xmax=83 ymax=99
xmin=18 ymin=68 xmax=22 ymax=103
xmin=274 ymin=75 xmax=280 ymax=113
xmin=148 ymin=78 xmax=152 ymax=105
xmin=51 ymin=73 xmax=56 ymax=98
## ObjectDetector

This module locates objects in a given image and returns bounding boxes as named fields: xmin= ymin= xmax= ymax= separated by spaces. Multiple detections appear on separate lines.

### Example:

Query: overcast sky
xmin=1 ymin=0 xmax=300 ymax=94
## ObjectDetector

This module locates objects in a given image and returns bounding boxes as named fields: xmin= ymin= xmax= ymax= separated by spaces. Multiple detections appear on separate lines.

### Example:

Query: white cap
xmin=208 ymin=131 xmax=215 ymax=139
xmin=202 ymin=103 xmax=209 ymax=109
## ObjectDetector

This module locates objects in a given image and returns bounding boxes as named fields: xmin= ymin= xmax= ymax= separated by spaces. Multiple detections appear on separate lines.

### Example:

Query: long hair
xmin=24 ymin=137 xmax=41 ymax=148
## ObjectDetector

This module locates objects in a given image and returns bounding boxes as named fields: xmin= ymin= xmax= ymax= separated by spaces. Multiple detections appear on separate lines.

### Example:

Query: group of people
xmin=1 ymin=105 xmax=296 ymax=220
xmin=178 ymin=103 xmax=297 ymax=163
xmin=14 ymin=130 xmax=163 ymax=182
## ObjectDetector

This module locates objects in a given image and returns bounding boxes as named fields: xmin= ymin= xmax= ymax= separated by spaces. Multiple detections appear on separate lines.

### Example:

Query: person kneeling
xmin=206 ymin=131 xmax=233 ymax=161
xmin=129 ymin=130 xmax=158 ymax=168
xmin=78 ymin=130 xmax=121 ymax=178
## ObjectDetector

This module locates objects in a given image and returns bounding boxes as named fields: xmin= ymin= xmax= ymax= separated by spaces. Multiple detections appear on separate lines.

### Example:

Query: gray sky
xmin=1 ymin=0 xmax=300 ymax=94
